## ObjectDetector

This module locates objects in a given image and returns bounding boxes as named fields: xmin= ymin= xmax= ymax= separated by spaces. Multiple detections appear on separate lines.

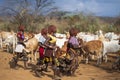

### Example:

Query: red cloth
xmin=39 ymin=46 xmax=45 ymax=59
xmin=17 ymin=32 xmax=22 ymax=40
xmin=17 ymin=32 xmax=24 ymax=41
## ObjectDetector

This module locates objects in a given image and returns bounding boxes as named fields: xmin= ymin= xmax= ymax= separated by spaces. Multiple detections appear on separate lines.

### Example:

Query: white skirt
xmin=14 ymin=44 xmax=25 ymax=53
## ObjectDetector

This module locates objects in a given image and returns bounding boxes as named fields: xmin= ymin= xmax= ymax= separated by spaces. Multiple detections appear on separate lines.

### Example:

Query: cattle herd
xmin=0 ymin=30 xmax=120 ymax=80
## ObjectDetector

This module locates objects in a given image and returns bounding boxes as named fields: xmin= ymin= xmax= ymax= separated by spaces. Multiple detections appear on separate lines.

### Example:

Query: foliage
xmin=0 ymin=0 xmax=120 ymax=34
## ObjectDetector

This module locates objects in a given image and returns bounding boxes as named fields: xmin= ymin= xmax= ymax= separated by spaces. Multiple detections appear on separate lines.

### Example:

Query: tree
xmin=0 ymin=0 xmax=56 ymax=32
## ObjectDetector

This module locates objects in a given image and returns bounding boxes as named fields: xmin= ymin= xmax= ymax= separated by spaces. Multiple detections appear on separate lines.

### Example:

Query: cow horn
xmin=81 ymin=48 xmax=86 ymax=53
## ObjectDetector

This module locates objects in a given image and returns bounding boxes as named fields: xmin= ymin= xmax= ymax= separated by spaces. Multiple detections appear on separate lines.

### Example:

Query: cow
xmin=14 ymin=32 xmax=40 ymax=62
xmin=77 ymin=32 xmax=98 ymax=42
xmin=102 ymin=40 xmax=120 ymax=63
xmin=0 ymin=31 xmax=1 ymax=47
xmin=23 ymin=33 xmax=68 ymax=63
xmin=81 ymin=40 xmax=104 ymax=65
xmin=104 ymin=32 xmax=119 ymax=41
xmin=118 ymin=38 xmax=120 ymax=45
xmin=0 ymin=31 xmax=17 ymax=53
xmin=23 ymin=37 xmax=39 ymax=62
xmin=12 ymin=33 xmax=40 ymax=68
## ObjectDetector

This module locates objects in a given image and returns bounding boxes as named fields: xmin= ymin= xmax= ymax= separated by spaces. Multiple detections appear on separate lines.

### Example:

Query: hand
xmin=49 ymin=46 xmax=52 ymax=48
xmin=78 ymin=45 xmax=82 ymax=48
xmin=53 ymin=46 xmax=58 ymax=49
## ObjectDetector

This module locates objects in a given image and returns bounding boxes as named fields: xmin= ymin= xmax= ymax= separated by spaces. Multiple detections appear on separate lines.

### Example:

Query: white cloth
xmin=14 ymin=44 xmax=25 ymax=53
xmin=39 ymin=35 xmax=46 ymax=44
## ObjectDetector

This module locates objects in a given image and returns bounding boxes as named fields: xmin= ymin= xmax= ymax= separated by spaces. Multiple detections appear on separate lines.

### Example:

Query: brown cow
xmin=81 ymin=40 xmax=104 ymax=65
xmin=24 ymin=37 xmax=39 ymax=62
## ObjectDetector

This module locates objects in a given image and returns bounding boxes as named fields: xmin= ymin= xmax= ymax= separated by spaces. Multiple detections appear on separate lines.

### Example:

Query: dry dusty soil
xmin=0 ymin=49 xmax=120 ymax=80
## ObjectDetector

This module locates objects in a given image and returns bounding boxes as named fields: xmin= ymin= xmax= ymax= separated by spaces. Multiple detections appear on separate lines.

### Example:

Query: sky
xmin=54 ymin=0 xmax=120 ymax=17
xmin=0 ymin=0 xmax=120 ymax=17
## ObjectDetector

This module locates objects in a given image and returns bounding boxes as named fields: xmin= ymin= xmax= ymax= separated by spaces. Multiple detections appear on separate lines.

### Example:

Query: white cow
xmin=56 ymin=38 xmax=68 ymax=48
xmin=103 ymin=40 xmax=120 ymax=62
xmin=105 ymin=32 xmax=119 ymax=41
xmin=55 ymin=33 xmax=68 ymax=48
xmin=77 ymin=32 xmax=98 ymax=42
xmin=0 ymin=31 xmax=17 ymax=53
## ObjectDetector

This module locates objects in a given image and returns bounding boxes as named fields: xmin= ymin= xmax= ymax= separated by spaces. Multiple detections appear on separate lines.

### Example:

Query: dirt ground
xmin=0 ymin=49 xmax=120 ymax=80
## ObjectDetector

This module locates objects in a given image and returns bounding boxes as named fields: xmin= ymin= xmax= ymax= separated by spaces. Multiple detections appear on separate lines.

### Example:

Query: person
xmin=14 ymin=25 xmax=26 ymax=54
xmin=43 ymin=25 xmax=61 ymax=79
xmin=67 ymin=27 xmax=81 ymax=52
xmin=37 ymin=28 xmax=47 ymax=65
xmin=43 ymin=25 xmax=57 ymax=71
xmin=17 ymin=25 xmax=26 ymax=47
xmin=65 ymin=27 xmax=81 ymax=76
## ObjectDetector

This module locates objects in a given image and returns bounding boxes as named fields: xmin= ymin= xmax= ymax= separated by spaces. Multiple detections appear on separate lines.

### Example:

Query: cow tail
xmin=101 ymin=42 xmax=104 ymax=61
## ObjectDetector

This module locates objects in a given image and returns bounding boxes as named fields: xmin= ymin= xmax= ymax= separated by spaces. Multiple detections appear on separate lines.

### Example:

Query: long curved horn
xmin=81 ymin=47 xmax=86 ymax=53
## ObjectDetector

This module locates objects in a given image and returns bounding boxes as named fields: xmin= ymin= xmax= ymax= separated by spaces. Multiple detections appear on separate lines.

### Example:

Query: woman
xmin=37 ymin=28 xmax=47 ymax=65
xmin=17 ymin=25 xmax=24 ymax=41
xmin=44 ymin=25 xmax=57 ymax=71
xmin=17 ymin=26 xmax=26 ymax=47
xmin=66 ymin=27 xmax=81 ymax=75
xmin=67 ymin=27 xmax=81 ymax=51
xmin=17 ymin=25 xmax=26 ymax=47
xmin=14 ymin=25 xmax=26 ymax=56
xmin=43 ymin=25 xmax=62 ymax=79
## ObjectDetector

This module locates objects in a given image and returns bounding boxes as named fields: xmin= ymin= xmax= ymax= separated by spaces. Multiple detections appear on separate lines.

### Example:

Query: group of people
xmin=16 ymin=25 xmax=82 ymax=79
xmin=38 ymin=25 xmax=58 ymax=72
xmin=38 ymin=26 xmax=82 ymax=79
